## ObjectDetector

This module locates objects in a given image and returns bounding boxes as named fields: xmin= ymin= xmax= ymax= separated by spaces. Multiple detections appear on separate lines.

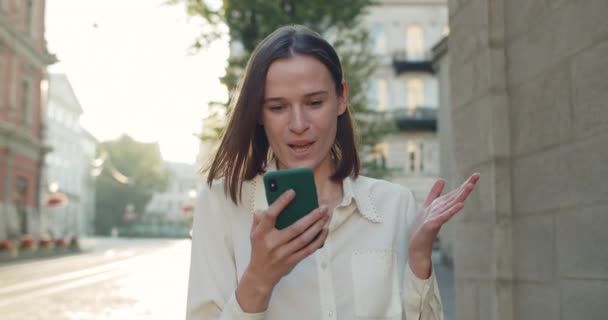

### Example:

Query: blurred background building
xmin=42 ymin=73 xmax=97 ymax=239
xmin=145 ymin=161 xmax=199 ymax=223
xmin=0 ymin=0 xmax=55 ymax=240
xmin=362 ymin=0 xmax=448 ymax=203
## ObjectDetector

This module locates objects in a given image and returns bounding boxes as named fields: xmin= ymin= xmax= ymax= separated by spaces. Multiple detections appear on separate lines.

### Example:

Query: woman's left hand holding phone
xmin=236 ymin=189 xmax=330 ymax=313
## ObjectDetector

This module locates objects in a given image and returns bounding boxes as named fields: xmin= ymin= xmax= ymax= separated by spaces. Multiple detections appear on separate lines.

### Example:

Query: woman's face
xmin=261 ymin=54 xmax=347 ymax=173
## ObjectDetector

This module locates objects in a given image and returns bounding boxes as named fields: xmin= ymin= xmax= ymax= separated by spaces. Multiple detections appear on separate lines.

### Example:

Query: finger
xmin=432 ymin=185 xmax=462 ymax=207
xmin=441 ymin=173 xmax=477 ymax=202
xmin=277 ymin=212 xmax=328 ymax=258
xmin=277 ymin=206 xmax=328 ymax=245
xmin=468 ymin=172 xmax=481 ymax=185
xmin=434 ymin=174 xmax=479 ymax=210
xmin=434 ymin=172 xmax=480 ymax=212
xmin=259 ymin=190 xmax=296 ymax=230
xmin=432 ymin=184 xmax=475 ymax=214
xmin=287 ymin=227 xmax=329 ymax=265
xmin=453 ymin=183 xmax=476 ymax=204
xmin=431 ymin=202 xmax=464 ymax=228
xmin=433 ymin=183 xmax=470 ymax=212
xmin=422 ymin=179 xmax=445 ymax=208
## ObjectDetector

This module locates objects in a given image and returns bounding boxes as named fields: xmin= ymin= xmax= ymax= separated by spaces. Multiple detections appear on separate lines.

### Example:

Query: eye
xmin=309 ymin=100 xmax=323 ymax=106
xmin=268 ymin=105 xmax=284 ymax=111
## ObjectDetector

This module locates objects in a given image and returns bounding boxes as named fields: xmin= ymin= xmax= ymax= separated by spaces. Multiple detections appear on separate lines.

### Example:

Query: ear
xmin=338 ymin=81 xmax=349 ymax=116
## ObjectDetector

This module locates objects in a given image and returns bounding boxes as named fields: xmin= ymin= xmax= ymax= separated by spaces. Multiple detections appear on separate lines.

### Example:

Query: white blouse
xmin=187 ymin=166 xmax=443 ymax=320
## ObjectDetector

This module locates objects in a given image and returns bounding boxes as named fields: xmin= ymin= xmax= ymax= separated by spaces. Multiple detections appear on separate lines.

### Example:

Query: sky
xmin=44 ymin=0 xmax=229 ymax=164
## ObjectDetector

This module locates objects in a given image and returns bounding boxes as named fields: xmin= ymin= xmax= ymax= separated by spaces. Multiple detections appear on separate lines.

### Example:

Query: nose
xmin=288 ymin=105 xmax=310 ymax=134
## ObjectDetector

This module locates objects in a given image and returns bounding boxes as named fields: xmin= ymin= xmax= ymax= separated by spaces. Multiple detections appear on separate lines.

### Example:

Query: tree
xmin=94 ymin=135 xmax=169 ymax=235
xmin=170 ymin=0 xmax=394 ymax=177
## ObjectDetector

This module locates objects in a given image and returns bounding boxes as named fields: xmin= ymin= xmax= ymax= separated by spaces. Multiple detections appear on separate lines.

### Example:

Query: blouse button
xmin=327 ymin=310 xmax=334 ymax=317
xmin=321 ymin=261 xmax=328 ymax=269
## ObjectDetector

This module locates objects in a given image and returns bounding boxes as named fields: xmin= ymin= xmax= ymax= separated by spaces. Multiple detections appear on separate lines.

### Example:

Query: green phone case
xmin=263 ymin=167 xmax=319 ymax=230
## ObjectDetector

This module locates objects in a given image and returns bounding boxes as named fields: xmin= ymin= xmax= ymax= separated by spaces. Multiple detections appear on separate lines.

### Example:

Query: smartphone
xmin=263 ymin=167 xmax=320 ymax=230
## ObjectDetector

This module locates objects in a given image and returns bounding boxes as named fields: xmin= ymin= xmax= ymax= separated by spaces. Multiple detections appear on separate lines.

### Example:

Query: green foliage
xmin=171 ymin=0 xmax=394 ymax=178
xmin=94 ymin=135 xmax=169 ymax=235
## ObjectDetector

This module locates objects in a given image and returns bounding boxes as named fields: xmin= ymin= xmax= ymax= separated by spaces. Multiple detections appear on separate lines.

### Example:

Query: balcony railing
xmin=392 ymin=50 xmax=434 ymax=74
xmin=385 ymin=107 xmax=437 ymax=131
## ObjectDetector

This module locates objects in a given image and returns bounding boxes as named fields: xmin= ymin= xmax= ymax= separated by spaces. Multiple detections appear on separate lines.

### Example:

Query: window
xmin=65 ymin=113 xmax=72 ymax=128
xmin=368 ymin=79 xmax=377 ymax=109
xmin=419 ymin=143 xmax=424 ymax=172
xmin=407 ymin=141 xmax=416 ymax=172
xmin=377 ymin=79 xmax=387 ymax=111
xmin=406 ymin=24 xmax=425 ymax=60
xmin=406 ymin=78 xmax=425 ymax=109
xmin=10 ymin=60 xmax=19 ymax=116
xmin=25 ymin=0 xmax=35 ymax=36
xmin=21 ymin=77 xmax=32 ymax=126
xmin=0 ymin=42 xmax=4 ymax=100
xmin=368 ymin=78 xmax=388 ymax=111
xmin=371 ymin=23 xmax=387 ymax=55
xmin=372 ymin=142 xmax=388 ymax=169
xmin=409 ymin=152 xmax=415 ymax=172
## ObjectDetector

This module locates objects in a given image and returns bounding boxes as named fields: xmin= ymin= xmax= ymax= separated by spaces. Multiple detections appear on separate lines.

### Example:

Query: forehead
xmin=264 ymin=55 xmax=335 ymax=98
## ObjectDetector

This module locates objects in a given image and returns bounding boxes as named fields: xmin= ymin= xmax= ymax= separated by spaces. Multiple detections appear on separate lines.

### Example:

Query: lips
xmin=288 ymin=141 xmax=315 ymax=156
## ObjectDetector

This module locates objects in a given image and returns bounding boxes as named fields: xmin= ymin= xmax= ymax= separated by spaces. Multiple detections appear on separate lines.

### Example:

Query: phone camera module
xmin=268 ymin=179 xmax=278 ymax=192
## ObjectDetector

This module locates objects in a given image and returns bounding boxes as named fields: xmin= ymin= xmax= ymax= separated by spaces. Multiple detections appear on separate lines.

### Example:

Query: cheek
xmin=316 ymin=116 xmax=339 ymax=141
xmin=262 ymin=119 xmax=283 ymax=147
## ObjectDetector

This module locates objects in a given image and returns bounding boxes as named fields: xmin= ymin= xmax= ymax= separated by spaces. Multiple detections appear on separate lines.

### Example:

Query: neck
xmin=312 ymin=156 xmax=343 ymax=208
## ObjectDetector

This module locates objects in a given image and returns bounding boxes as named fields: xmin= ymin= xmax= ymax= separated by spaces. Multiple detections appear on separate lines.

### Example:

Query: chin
xmin=279 ymin=158 xmax=319 ymax=170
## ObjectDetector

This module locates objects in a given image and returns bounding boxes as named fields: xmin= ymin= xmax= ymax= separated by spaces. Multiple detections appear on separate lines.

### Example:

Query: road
xmin=0 ymin=238 xmax=191 ymax=320
xmin=0 ymin=238 xmax=455 ymax=320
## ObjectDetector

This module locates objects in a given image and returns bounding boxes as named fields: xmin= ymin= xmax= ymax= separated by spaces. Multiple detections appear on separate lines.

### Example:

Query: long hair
xmin=205 ymin=25 xmax=360 ymax=204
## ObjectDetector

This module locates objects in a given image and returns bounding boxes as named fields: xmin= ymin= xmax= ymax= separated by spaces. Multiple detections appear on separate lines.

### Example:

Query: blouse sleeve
xmin=401 ymin=189 xmax=444 ymax=320
xmin=186 ymin=185 xmax=267 ymax=320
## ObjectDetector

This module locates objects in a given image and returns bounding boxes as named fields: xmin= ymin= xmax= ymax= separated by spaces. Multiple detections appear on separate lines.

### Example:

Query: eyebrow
xmin=264 ymin=90 xmax=328 ymax=103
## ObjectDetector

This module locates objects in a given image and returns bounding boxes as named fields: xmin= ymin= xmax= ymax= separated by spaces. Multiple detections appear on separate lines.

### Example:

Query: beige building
xmin=436 ymin=1 xmax=608 ymax=319
xmin=362 ymin=0 xmax=447 ymax=202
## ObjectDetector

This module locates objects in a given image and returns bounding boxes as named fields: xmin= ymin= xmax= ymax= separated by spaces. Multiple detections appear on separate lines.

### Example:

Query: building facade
xmin=0 ymin=0 xmax=55 ymax=240
xmin=361 ymin=0 xmax=447 ymax=201
xmin=145 ymin=161 xmax=199 ymax=223
xmin=438 ymin=1 xmax=608 ymax=319
xmin=42 ymin=73 xmax=97 ymax=238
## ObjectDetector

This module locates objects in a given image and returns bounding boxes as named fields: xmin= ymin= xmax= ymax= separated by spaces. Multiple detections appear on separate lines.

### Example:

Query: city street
xmin=0 ymin=238 xmax=191 ymax=320
xmin=0 ymin=238 xmax=456 ymax=320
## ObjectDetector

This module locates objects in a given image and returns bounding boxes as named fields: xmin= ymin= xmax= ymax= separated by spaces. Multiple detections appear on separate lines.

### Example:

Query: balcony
xmin=386 ymin=107 xmax=437 ymax=132
xmin=392 ymin=50 xmax=434 ymax=74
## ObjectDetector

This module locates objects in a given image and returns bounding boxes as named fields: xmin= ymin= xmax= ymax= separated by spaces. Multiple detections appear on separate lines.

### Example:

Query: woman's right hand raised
xmin=236 ymin=189 xmax=330 ymax=313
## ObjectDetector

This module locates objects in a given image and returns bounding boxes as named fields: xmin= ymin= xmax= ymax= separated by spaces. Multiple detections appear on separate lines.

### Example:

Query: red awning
xmin=46 ymin=192 xmax=68 ymax=207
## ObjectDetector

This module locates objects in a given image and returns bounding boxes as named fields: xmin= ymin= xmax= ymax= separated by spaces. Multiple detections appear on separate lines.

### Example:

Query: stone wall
xmin=446 ymin=0 xmax=608 ymax=319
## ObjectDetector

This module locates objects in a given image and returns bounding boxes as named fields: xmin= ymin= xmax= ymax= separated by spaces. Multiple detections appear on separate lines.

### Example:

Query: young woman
xmin=187 ymin=25 xmax=479 ymax=320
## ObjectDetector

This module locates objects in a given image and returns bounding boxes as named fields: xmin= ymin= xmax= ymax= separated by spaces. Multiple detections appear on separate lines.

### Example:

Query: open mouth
xmin=288 ymin=141 xmax=314 ymax=155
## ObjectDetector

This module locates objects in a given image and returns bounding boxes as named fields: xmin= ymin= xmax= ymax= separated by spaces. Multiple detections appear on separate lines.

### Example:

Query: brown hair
xmin=205 ymin=25 xmax=360 ymax=204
